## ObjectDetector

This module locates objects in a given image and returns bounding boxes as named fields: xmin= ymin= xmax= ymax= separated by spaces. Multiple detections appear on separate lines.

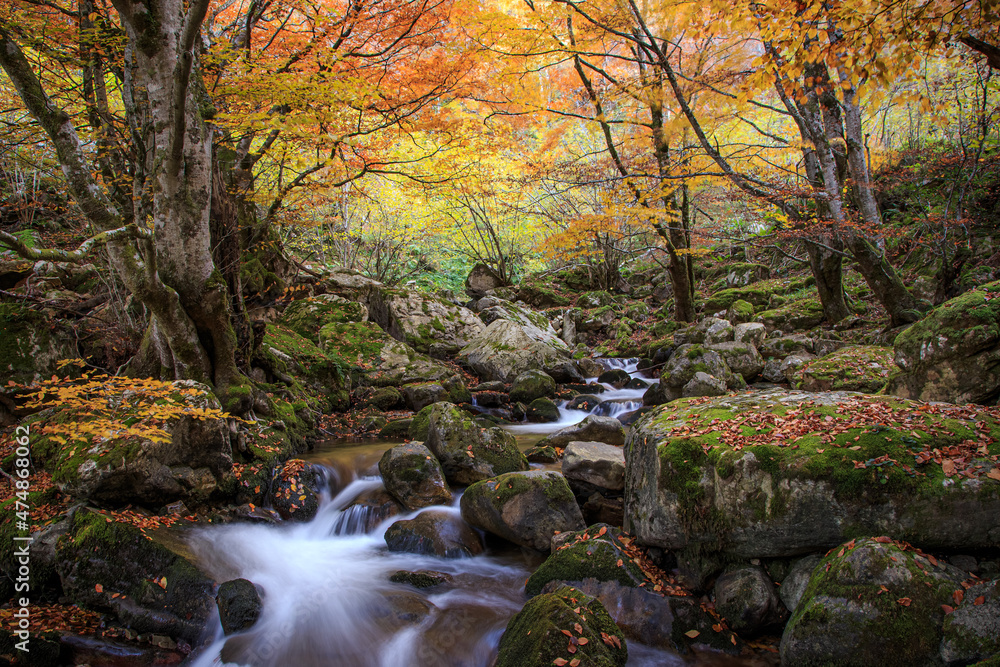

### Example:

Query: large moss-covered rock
xmin=0 ymin=302 xmax=78 ymax=384
xmin=378 ymin=443 xmax=453 ymax=510
xmin=31 ymin=381 xmax=234 ymax=507
xmin=460 ymin=470 xmax=585 ymax=551
xmin=781 ymin=537 xmax=966 ymax=666
xmin=794 ymin=345 xmax=894 ymax=393
xmin=279 ymin=294 xmax=368 ymax=341
xmin=55 ymin=509 xmax=214 ymax=642
xmin=758 ymin=296 xmax=825 ymax=332
xmin=457 ymin=319 xmax=572 ymax=383
xmin=424 ymin=402 xmax=528 ymax=485
xmin=509 ymin=370 xmax=557 ymax=404
xmin=257 ymin=324 xmax=350 ymax=411
xmin=319 ymin=321 xmax=461 ymax=388
xmin=495 ymin=586 xmax=627 ymax=667
xmin=888 ymin=281 xmax=1000 ymax=405
xmin=940 ymin=578 xmax=1000 ymax=665
xmin=624 ymin=389 xmax=1000 ymax=559
xmin=367 ymin=286 xmax=484 ymax=355
xmin=659 ymin=344 xmax=741 ymax=400
xmin=525 ymin=525 xmax=646 ymax=596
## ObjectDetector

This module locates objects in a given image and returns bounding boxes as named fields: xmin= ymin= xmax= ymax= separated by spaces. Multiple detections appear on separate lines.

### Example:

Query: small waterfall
xmin=504 ymin=357 xmax=656 ymax=435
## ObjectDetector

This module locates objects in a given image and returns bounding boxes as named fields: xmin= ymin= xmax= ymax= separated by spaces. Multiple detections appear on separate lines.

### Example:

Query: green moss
xmin=526 ymin=533 xmax=646 ymax=596
xmin=495 ymin=586 xmax=627 ymax=667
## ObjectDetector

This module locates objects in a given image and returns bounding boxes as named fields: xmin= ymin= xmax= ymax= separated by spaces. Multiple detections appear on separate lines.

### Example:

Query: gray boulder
xmin=460 ymin=470 xmax=584 ymax=551
xmin=457 ymin=319 xmax=571 ymax=383
xmin=709 ymin=341 xmax=765 ymax=382
xmin=779 ymin=555 xmax=822 ymax=614
xmin=367 ymin=287 xmax=484 ymax=355
xmin=734 ymin=322 xmax=767 ymax=347
xmin=465 ymin=263 xmax=503 ymax=299
xmin=538 ymin=414 xmax=626 ymax=448
xmin=384 ymin=510 xmax=483 ymax=558
xmin=562 ymin=441 xmax=626 ymax=491
xmin=378 ymin=443 xmax=453 ymax=510
xmin=940 ymin=578 xmax=1000 ymax=665
xmin=713 ymin=565 xmax=787 ymax=636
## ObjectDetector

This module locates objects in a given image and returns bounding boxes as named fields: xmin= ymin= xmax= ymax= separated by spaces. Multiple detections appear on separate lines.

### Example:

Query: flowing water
xmin=186 ymin=360 xmax=702 ymax=666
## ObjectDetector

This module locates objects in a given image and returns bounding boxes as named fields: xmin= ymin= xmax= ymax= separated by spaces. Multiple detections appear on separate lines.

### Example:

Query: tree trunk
xmin=805 ymin=240 xmax=852 ymax=323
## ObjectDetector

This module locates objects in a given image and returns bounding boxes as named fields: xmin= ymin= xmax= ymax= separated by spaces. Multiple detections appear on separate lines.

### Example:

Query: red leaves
xmin=897 ymin=597 xmax=912 ymax=607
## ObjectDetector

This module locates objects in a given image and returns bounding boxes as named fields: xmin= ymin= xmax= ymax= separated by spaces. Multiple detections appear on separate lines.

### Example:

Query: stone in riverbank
xmin=55 ymin=509 xmax=214 ymax=643
xmin=384 ymin=510 xmax=483 ymax=558
xmin=624 ymin=389 xmax=1000 ymax=560
xmin=460 ymin=471 xmax=585 ymax=551
xmin=562 ymin=441 xmax=625 ymax=491
xmin=538 ymin=415 xmax=626 ymax=448
xmin=378 ymin=443 xmax=453 ymax=510
xmin=217 ymin=579 xmax=263 ymax=635
xmin=781 ymin=537 xmax=968 ymax=666
xmin=424 ymin=402 xmax=528 ymax=485
xmin=495 ymin=585 xmax=627 ymax=667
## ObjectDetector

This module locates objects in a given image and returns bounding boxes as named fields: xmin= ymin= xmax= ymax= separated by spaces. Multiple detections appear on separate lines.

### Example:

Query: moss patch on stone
xmin=495 ymin=585 xmax=628 ymax=667
xmin=794 ymin=346 xmax=894 ymax=393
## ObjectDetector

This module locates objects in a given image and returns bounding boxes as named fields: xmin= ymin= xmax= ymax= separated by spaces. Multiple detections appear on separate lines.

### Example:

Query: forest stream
xmin=185 ymin=361 xmax=729 ymax=666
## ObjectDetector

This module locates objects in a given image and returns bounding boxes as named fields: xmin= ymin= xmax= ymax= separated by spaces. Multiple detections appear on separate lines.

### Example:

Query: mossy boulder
xmin=526 ymin=445 xmax=559 ymax=463
xmin=624 ymin=389 xmax=1000 ymax=559
xmin=708 ymin=341 xmax=765 ymax=382
xmin=257 ymin=324 xmax=350 ymax=411
xmin=888 ymin=281 xmax=1000 ymax=405
xmin=759 ymin=333 xmax=814 ymax=359
xmin=526 ymin=397 xmax=560 ymax=422
xmin=0 ymin=302 xmax=78 ymax=384
xmin=367 ymin=286 xmax=485 ymax=355
xmin=270 ymin=459 xmax=325 ymax=521
xmin=378 ymin=442 xmax=453 ymax=510
xmin=702 ymin=277 xmax=808 ymax=313
xmin=457 ymin=319 xmax=572 ymax=383
xmin=30 ymin=380 xmax=234 ymax=507
xmin=781 ymin=537 xmax=967 ymax=666
xmin=318 ymin=321 xmax=460 ymax=388
xmin=460 ymin=470 xmax=585 ymax=551
xmin=279 ymin=294 xmax=368 ymax=341
xmin=424 ymin=402 xmax=528 ymax=485
xmin=495 ymin=585 xmax=627 ymax=667
xmin=940 ymin=578 xmax=1000 ymax=665
xmin=517 ymin=279 xmax=572 ymax=308
xmin=795 ymin=345 xmax=894 ymax=393
xmin=365 ymin=386 xmax=404 ymax=410
xmin=525 ymin=525 xmax=646 ymax=596
xmin=509 ymin=370 xmax=557 ymax=404
xmin=725 ymin=299 xmax=756 ymax=324
xmin=384 ymin=510 xmax=484 ymax=558
xmin=758 ymin=296 xmax=825 ymax=332
xmin=55 ymin=508 xmax=214 ymax=642
xmin=476 ymin=296 xmax=556 ymax=333
xmin=217 ymin=578 xmax=263 ymax=635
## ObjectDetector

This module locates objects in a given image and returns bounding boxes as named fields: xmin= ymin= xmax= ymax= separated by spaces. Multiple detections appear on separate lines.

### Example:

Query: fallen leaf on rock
xmin=685 ymin=630 xmax=700 ymax=638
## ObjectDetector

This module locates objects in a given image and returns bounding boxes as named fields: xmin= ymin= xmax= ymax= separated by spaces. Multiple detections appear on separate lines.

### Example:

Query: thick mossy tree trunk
xmin=0 ymin=1 xmax=249 ymax=410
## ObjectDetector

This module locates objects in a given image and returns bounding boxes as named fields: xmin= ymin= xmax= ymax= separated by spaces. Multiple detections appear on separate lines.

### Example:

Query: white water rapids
xmin=185 ymin=360 xmax=688 ymax=666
